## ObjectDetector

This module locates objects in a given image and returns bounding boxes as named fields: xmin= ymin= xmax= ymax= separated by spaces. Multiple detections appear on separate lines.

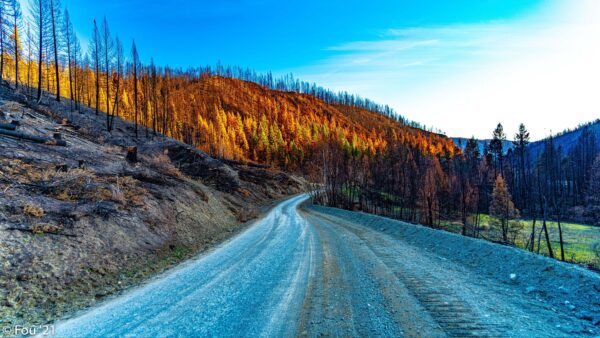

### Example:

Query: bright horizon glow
xmin=17 ymin=0 xmax=600 ymax=141
xmin=290 ymin=0 xmax=600 ymax=140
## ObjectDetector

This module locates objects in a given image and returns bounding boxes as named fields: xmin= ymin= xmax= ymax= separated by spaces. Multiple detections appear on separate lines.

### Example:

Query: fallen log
xmin=23 ymin=101 xmax=64 ymax=122
xmin=0 ymin=123 xmax=17 ymax=131
xmin=4 ymin=226 xmax=76 ymax=237
xmin=0 ymin=128 xmax=67 ymax=146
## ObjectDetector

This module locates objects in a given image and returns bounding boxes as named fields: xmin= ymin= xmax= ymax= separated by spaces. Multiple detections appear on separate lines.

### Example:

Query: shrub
xmin=23 ymin=204 xmax=44 ymax=218
xmin=31 ymin=223 xmax=63 ymax=235
xmin=144 ymin=153 xmax=182 ymax=178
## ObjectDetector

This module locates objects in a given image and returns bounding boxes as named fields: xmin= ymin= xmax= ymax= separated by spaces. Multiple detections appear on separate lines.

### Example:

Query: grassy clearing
xmin=441 ymin=215 xmax=600 ymax=269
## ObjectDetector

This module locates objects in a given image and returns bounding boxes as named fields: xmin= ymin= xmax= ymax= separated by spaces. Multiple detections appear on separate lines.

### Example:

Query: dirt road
xmin=50 ymin=195 xmax=599 ymax=337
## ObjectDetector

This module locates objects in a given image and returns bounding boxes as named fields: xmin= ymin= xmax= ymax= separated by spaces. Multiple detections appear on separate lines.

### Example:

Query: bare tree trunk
xmin=0 ymin=10 xmax=5 ymax=83
xmin=13 ymin=20 xmax=19 ymax=88
xmin=554 ymin=200 xmax=565 ymax=261
xmin=36 ymin=0 xmax=43 ymax=101
xmin=50 ymin=0 xmax=60 ymax=101
xmin=529 ymin=216 xmax=537 ymax=252
xmin=541 ymin=196 xmax=554 ymax=258
xmin=66 ymin=29 xmax=73 ymax=110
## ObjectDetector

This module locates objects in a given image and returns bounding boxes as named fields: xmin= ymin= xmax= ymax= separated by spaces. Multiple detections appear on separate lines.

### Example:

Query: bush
xmin=31 ymin=223 xmax=63 ymax=235
xmin=23 ymin=204 xmax=44 ymax=218
xmin=143 ymin=153 xmax=182 ymax=179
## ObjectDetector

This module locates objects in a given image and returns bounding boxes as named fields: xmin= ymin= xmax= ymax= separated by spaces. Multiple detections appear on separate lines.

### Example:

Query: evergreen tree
xmin=490 ymin=123 xmax=506 ymax=177
xmin=513 ymin=123 xmax=530 ymax=211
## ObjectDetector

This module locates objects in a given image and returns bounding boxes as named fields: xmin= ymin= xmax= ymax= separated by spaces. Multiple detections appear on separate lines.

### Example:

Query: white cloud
xmin=291 ymin=0 xmax=600 ymax=140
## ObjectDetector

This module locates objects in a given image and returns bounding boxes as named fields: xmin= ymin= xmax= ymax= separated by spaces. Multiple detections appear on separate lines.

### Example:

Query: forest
xmin=1 ymin=0 xmax=598 ymax=266
xmin=317 ymin=122 xmax=600 ymax=266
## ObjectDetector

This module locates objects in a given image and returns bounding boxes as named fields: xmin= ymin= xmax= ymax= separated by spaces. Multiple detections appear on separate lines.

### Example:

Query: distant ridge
xmin=452 ymin=119 xmax=600 ymax=161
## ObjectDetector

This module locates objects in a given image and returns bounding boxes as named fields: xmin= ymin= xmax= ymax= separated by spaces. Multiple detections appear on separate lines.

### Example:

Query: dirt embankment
xmin=0 ymin=86 xmax=306 ymax=329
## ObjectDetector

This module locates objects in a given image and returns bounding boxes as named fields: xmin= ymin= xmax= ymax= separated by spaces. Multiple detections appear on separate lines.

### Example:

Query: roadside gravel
xmin=44 ymin=196 xmax=599 ymax=337
xmin=305 ymin=204 xmax=600 ymax=337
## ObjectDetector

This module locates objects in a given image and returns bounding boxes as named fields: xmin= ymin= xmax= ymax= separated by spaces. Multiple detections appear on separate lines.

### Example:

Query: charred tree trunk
xmin=50 ymin=0 xmax=60 ymax=101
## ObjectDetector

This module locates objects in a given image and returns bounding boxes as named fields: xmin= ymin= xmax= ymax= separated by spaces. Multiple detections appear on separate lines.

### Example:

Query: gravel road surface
xmin=50 ymin=194 xmax=599 ymax=337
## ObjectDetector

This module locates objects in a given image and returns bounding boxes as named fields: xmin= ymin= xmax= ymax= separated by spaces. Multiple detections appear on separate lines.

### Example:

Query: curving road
xmin=51 ymin=194 xmax=594 ymax=338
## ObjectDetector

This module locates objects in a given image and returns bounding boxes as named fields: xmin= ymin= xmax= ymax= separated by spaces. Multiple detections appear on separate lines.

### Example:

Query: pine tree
xmin=513 ymin=123 xmax=530 ymax=211
xmin=490 ymin=123 xmax=506 ymax=177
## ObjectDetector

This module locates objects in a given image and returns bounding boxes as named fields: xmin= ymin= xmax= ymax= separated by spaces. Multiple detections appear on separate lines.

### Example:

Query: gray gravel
xmin=306 ymin=204 xmax=600 ymax=337
xmin=48 ymin=195 xmax=599 ymax=337
xmin=51 ymin=195 xmax=315 ymax=337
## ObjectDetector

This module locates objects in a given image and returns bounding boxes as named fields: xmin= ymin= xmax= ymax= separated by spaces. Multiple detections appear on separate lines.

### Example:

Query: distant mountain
xmin=451 ymin=137 xmax=513 ymax=154
xmin=453 ymin=120 xmax=600 ymax=160
xmin=527 ymin=120 xmax=600 ymax=160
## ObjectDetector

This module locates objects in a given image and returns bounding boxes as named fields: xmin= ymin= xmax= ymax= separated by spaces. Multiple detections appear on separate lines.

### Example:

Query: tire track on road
xmin=306 ymin=208 xmax=572 ymax=337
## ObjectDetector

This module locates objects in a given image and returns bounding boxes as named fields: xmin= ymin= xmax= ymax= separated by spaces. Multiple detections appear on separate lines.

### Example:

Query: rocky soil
xmin=0 ymin=85 xmax=305 ymax=331
xmin=306 ymin=204 xmax=600 ymax=336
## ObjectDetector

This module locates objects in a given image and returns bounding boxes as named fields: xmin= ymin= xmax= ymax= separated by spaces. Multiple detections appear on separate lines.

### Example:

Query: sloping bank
xmin=0 ymin=88 xmax=306 ymax=332
xmin=306 ymin=204 xmax=600 ymax=327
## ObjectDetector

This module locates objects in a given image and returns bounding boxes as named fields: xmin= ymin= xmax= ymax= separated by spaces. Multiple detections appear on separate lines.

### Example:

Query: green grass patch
xmin=440 ymin=215 xmax=600 ymax=269
xmin=170 ymin=246 xmax=190 ymax=260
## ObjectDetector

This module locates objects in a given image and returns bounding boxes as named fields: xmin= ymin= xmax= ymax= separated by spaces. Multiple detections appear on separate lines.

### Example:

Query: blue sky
xmin=20 ymin=0 xmax=600 ymax=139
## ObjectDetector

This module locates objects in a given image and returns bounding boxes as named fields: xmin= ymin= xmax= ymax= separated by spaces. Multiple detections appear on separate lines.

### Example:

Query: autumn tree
xmin=490 ymin=175 xmax=519 ymax=244
xmin=419 ymin=157 xmax=445 ymax=227
xmin=453 ymin=153 xmax=475 ymax=235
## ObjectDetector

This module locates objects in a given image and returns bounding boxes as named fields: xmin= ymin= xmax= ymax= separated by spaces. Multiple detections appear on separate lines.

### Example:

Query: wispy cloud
xmin=289 ymin=0 xmax=600 ymax=140
xmin=327 ymin=39 xmax=439 ymax=52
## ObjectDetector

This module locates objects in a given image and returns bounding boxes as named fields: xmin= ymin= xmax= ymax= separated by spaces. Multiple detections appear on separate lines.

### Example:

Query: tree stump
xmin=126 ymin=146 xmax=138 ymax=163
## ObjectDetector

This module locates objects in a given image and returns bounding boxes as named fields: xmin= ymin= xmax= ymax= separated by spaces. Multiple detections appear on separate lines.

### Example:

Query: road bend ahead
xmin=52 ymin=194 xmax=596 ymax=337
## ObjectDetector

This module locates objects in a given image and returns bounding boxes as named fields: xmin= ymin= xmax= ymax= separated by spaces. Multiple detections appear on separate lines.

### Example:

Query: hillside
xmin=527 ymin=120 xmax=600 ymax=160
xmin=130 ymin=75 xmax=458 ymax=171
xmin=0 ymin=85 xmax=306 ymax=329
